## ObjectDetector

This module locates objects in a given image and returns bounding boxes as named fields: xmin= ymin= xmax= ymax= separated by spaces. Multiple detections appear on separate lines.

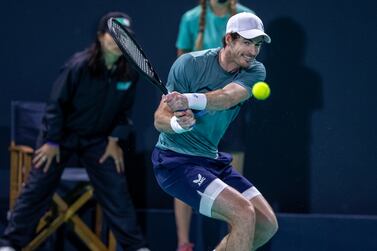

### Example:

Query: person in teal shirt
xmin=153 ymin=12 xmax=278 ymax=251
xmin=176 ymin=0 xmax=252 ymax=55
xmin=174 ymin=1 xmax=255 ymax=250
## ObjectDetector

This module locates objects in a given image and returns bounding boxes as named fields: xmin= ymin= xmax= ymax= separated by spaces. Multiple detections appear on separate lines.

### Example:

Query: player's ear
xmin=225 ymin=33 xmax=233 ymax=46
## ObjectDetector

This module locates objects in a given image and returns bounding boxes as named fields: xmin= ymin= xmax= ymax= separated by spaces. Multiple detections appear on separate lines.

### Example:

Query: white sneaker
xmin=0 ymin=247 xmax=16 ymax=251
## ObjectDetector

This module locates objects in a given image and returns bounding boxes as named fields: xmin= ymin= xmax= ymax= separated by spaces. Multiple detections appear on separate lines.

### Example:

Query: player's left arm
xmin=205 ymin=83 xmax=249 ymax=110
xmin=165 ymin=62 xmax=266 ymax=112
xmin=165 ymin=82 xmax=249 ymax=112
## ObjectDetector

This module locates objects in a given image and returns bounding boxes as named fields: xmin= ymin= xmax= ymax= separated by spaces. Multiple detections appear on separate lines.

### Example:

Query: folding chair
xmin=9 ymin=101 xmax=116 ymax=251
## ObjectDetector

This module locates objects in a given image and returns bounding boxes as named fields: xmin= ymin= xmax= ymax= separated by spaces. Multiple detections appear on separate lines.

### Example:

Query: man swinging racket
xmin=151 ymin=12 xmax=278 ymax=251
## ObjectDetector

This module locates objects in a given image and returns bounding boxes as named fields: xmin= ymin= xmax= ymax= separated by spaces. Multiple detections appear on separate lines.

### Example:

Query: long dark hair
xmin=194 ymin=0 xmax=237 ymax=50
xmin=87 ymin=34 xmax=134 ymax=82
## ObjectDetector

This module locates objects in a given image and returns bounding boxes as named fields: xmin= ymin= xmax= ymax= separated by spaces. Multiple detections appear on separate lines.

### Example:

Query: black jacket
xmin=43 ymin=49 xmax=138 ymax=145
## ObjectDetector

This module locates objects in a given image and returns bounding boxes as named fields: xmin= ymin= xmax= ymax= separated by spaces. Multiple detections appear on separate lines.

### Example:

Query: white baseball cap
xmin=226 ymin=12 xmax=271 ymax=43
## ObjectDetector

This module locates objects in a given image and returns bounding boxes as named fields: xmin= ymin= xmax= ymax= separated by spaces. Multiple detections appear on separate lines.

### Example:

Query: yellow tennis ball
xmin=252 ymin=81 xmax=271 ymax=100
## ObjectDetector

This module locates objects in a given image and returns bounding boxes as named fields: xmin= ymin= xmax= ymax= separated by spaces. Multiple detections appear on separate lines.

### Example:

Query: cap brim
xmin=114 ymin=17 xmax=134 ymax=34
xmin=110 ymin=19 xmax=134 ymax=34
xmin=238 ymin=29 xmax=271 ymax=43
xmin=125 ymin=27 xmax=134 ymax=34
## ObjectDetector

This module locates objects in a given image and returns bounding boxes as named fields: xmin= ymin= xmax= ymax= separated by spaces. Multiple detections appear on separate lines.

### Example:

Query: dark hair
xmin=87 ymin=12 xmax=136 ymax=82
xmin=222 ymin=32 xmax=240 ymax=47
xmin=194 ymin=0 xmax=237 ymax=50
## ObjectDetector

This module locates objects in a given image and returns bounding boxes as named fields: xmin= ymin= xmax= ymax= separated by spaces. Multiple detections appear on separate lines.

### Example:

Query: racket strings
xmin=112 ymin=22 xmax=154 ymax=78
xmin=108 ymin=19 xmax=167 ymax=94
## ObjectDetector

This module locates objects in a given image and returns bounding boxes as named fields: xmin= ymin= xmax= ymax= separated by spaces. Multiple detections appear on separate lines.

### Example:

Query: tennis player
xmin=175 ymin=1 xmax=254 ymax=249
xmin=152 ymin=12 xmax=278 ymax=251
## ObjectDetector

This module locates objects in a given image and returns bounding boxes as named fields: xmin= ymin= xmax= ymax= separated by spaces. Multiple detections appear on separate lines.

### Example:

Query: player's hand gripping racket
xmin=107 ymin=18 xmax=168 ymax=94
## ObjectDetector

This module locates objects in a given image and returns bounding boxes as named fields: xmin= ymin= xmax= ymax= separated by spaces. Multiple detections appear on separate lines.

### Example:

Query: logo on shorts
xmin=193 ymin=174 xmax=206 ymax=186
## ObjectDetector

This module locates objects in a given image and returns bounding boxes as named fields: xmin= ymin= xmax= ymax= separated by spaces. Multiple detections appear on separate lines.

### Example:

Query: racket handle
xmin=194 ymin=110 xmax=207 ymax=117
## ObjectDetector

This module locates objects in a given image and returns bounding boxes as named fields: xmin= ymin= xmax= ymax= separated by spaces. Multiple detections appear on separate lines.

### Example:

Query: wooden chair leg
xmin=17 ymin=152 xmax=24 ymax=192
xmin=9 ymin=150 xmax=33 ymax=209
xmin=24 ymin=187 xmax=94 ymax=251
xmin=108 ymin=231 xmax=116 ymax=251
xmin=9 ymin=152 xmax=19 ymax=209
xmin=23 ymin=154 xmax=32 ymax=184
xmin=71 ymin=215 xmax=108 ymax=251
xmin=95 ymin=204 xmax=103 ymax=237
xmin=10 ymin=150 xmax=113 ymax=251
xmin=55 ymin=190 xmax=109 ymax=251
xmin=95 ymin=204 xmax=117 ymax=251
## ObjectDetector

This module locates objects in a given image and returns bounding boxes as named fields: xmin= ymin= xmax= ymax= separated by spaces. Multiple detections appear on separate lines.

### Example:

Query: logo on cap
xmin=115 ymin=17 xmax=130 ymax=27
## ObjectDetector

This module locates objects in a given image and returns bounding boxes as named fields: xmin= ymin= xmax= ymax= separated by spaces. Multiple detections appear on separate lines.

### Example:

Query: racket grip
xmin=194 ymin=110 xmax=207 ymax=117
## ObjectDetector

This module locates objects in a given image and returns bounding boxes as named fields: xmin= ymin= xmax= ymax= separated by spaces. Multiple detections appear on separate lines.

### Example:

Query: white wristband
xmin=183 ymin=93 xmax=207 ymax=110
xmin=170 ymin=116 xmax=191 ymax=134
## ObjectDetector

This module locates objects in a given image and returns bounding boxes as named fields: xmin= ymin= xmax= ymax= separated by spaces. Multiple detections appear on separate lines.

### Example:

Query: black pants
xmin=0 ymin=136 xmax=146 ymax=251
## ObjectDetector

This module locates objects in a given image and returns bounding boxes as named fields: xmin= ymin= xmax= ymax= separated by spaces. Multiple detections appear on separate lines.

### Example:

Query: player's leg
xmin=210 ymin=183 xmax=256 ymax=251
xmin=152 ymin=148 xmax=257 ymax=250
xmin=174 ymin=198 xmax=194 ymax=251
xmin=222 ymin=151 xmax=245 ymax=237
xmin=212 ymin=196 xmax=278 ymax=251
xmin=249 ymin=194 xmax=278 ymax=250
xmin=221 ymin=163 xmax=278 ymax=250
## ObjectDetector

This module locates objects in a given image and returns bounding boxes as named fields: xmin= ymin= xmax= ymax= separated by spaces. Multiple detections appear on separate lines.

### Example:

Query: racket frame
xmin=107 ymin=18 xmax=168 ymax=94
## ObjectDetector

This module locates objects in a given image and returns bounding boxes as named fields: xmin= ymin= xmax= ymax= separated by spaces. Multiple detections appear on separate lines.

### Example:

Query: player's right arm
xmin=154 ymin=97 xmax=196 ymax=134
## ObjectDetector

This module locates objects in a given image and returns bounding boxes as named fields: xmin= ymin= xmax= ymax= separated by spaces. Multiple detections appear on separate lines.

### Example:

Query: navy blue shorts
xmin=151 ymin=147 xmax=261 ymax=217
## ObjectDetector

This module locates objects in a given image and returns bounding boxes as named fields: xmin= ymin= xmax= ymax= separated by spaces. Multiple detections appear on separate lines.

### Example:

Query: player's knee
xmin=264 ymin=213 xmax=279 ymax=240
xmin=232 ymin=201 xmax=256 ymax=227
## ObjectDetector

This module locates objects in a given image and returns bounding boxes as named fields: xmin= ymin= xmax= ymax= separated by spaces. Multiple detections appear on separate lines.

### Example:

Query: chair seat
xmin=61 ymin=168 xmax=90 ymax=182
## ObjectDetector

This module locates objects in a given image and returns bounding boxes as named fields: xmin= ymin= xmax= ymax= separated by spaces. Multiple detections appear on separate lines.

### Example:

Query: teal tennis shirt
xmin=156 ymin=48 xmax=266 ymax=158
xmin=176 ymin=4 xmax=253 ymax=51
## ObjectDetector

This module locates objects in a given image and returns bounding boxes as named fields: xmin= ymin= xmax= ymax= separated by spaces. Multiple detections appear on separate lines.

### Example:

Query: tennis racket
xmin=107 ymin=18 xmax=168 ymax=94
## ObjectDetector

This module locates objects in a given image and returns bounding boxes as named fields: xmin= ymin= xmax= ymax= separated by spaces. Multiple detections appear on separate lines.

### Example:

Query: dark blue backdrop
xmin=0 ymin=0 xmax=376 ymax=216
